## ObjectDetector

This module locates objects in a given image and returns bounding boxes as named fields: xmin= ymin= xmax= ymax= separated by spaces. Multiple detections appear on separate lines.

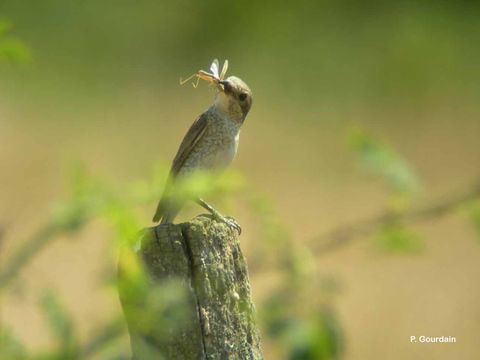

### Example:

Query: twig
xmin=311 ymin=181 xmax=480 ymax=254
xmin=0 ymin=224 xmax=59 ymax=290
xmin=78 ymin=319 xmax=126 ymax=358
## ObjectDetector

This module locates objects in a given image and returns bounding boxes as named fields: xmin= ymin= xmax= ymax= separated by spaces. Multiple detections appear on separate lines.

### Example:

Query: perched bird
xmin=152 ymin=61 xmax=252 ymax=233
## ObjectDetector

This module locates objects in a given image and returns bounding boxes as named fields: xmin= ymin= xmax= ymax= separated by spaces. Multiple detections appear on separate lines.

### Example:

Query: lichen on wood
xmin=118 ymin=215 xmax=262 ymax=359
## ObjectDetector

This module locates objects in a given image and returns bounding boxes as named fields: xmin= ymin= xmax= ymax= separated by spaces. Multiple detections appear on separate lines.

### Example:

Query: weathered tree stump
xmin=118 ymin=215 xmax=262 ymax=360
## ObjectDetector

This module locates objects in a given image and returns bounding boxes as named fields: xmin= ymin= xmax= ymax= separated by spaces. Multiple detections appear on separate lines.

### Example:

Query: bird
xmin=152 ymin=62 xmax=252 ymax=233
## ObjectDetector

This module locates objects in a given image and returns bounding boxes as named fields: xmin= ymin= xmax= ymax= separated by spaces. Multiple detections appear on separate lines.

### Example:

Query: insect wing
xmin=220 ymin=60 xmax=229 ymax=80
xmin=210 ymin=59 xmax=220 ymax=79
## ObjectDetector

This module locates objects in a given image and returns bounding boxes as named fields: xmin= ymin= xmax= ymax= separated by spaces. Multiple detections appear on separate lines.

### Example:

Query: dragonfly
xmin=180 ymin=59 xmax=229 ymax=88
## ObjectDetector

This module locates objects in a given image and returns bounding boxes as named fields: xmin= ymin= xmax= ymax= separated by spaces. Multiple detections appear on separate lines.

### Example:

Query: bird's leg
xmin=196 ymin=198 xmax=241 ymax=235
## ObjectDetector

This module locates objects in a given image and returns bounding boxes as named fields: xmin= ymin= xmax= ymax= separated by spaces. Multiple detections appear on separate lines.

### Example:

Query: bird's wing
xmin=170 ymin=111 xmax=209 ymax=176
xmin=152 ymin=112 xmax=209 ymax=222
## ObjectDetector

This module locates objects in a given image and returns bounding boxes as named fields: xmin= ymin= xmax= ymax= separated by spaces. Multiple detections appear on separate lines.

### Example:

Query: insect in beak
xmin=180 ymin=59 xmax=229 ymax=89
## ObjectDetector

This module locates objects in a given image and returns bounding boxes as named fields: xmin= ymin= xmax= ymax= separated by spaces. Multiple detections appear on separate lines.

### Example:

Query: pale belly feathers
xmin=179 ymin=114 xmax=240 ymax=175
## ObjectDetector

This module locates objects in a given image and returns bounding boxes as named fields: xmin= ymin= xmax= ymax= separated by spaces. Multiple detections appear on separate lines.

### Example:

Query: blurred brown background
xmin=1 ymin=1 xmax=480 ymax=359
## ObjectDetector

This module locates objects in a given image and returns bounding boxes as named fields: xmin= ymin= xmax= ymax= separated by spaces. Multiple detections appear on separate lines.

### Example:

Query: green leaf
xmin=0 ymin=18 xmax=31 ymax=64
xmin=0 ymin=328 xmax=27 ymax=360
xmin=174 ymin=169 xmax=244 ymax=204
xmin=40 ymin=290 xmax=77 ymax=356
xmin=261 ymin=289 xmax=295 ymax=338
xmin=348 ymin=127 xmax=419 ymax=194
xmin=288 ymin=307 xmax=343 ymax=360
xmin=376 ymin=223 xmax=423 ymax=253
xmin=0 ymin=19 xmax=13 ymax=35
xmin=467 ymin=199 xmax=480 ymax=242
xmin=0 ymin=38 xmax=31 ymax=63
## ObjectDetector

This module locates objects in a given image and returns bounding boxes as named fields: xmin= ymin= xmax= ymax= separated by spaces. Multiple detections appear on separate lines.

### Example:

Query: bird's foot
xmin=210 ymin=210 xmax=242 ymax=235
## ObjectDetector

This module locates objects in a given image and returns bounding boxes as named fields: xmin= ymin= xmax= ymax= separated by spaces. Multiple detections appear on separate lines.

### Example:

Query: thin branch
xmin=0 ymin=224 xmax=59 ymax=290
xmin=311 ymin=181 xmax=480 ymax=254
xmin=78 ymin=318 xmax=126 ymax=359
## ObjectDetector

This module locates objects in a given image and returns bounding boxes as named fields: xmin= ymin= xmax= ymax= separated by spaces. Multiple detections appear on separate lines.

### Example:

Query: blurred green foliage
xmin=349 ymin=127 xmax=425 ymax=253
xmin=1 ymin=140 xmax=476 ymax=358
xmin=288 ymin=307 xmax=342 ymax=360
xmin=0 ymin=18 xmax=30 ymax=63
xmin=1 ymin=1 xmax=480 ymax=109
xmin=467 ymin=199 xmax=480 ymax=242
xmin=0 ymin=329 xmax=27 ymax=360
xmin=376 ymin=223 xmax=423 ymax=253
xmin=1 ymin=162 xmax=344 ymax=359
xmin=261 ymin=268 xmax=343 ymax=360
xmin=2 ymin=2 xmax=480 ymax=358
xmin=39 ymin=291 xmax=77 ymax=359
xmin=247 ymin=191 xmax=292 ymax=270
xmin=349 ymin=127 xmax=419 ymax=196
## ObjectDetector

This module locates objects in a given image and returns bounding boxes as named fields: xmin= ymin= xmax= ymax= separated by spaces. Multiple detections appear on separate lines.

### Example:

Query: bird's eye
xmin=239 ymin=93 xmax=247 ymax=101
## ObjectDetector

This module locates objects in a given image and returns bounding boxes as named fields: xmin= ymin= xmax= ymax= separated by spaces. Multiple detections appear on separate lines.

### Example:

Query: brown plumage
xmin=153 ymin=76 xmax=252 ymax=224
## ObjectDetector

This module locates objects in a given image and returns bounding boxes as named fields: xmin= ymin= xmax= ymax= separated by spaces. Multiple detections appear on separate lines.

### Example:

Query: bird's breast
xmin=181 ymin=116 xmax=241 ymax=174
xmin=204 ymin=121 xmax=240 ymax=169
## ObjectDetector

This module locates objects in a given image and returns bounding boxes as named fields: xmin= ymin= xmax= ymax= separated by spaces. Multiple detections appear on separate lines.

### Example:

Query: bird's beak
xmin=219 ymin=80 xmax=230 ymax=93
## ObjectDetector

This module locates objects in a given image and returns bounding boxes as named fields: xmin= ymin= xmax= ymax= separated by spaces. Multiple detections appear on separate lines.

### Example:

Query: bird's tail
xmin=152 ymin=179 xmax=182 ymax=224
xmin=152 ymin=197 xmax=181 ymax=224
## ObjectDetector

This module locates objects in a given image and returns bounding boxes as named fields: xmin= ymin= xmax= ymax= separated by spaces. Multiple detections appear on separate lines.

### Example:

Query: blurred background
xmin=1 ymin=1 xmax=480 ymax=359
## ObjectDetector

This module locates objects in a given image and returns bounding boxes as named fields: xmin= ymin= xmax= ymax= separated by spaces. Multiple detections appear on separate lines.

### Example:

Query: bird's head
xmin=215 ymin=76 xmax=253 ymax=123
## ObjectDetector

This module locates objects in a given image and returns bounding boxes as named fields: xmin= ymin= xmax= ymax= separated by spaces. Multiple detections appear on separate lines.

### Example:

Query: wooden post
xmin=118 ymin=215 xmax=262 ymax=359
